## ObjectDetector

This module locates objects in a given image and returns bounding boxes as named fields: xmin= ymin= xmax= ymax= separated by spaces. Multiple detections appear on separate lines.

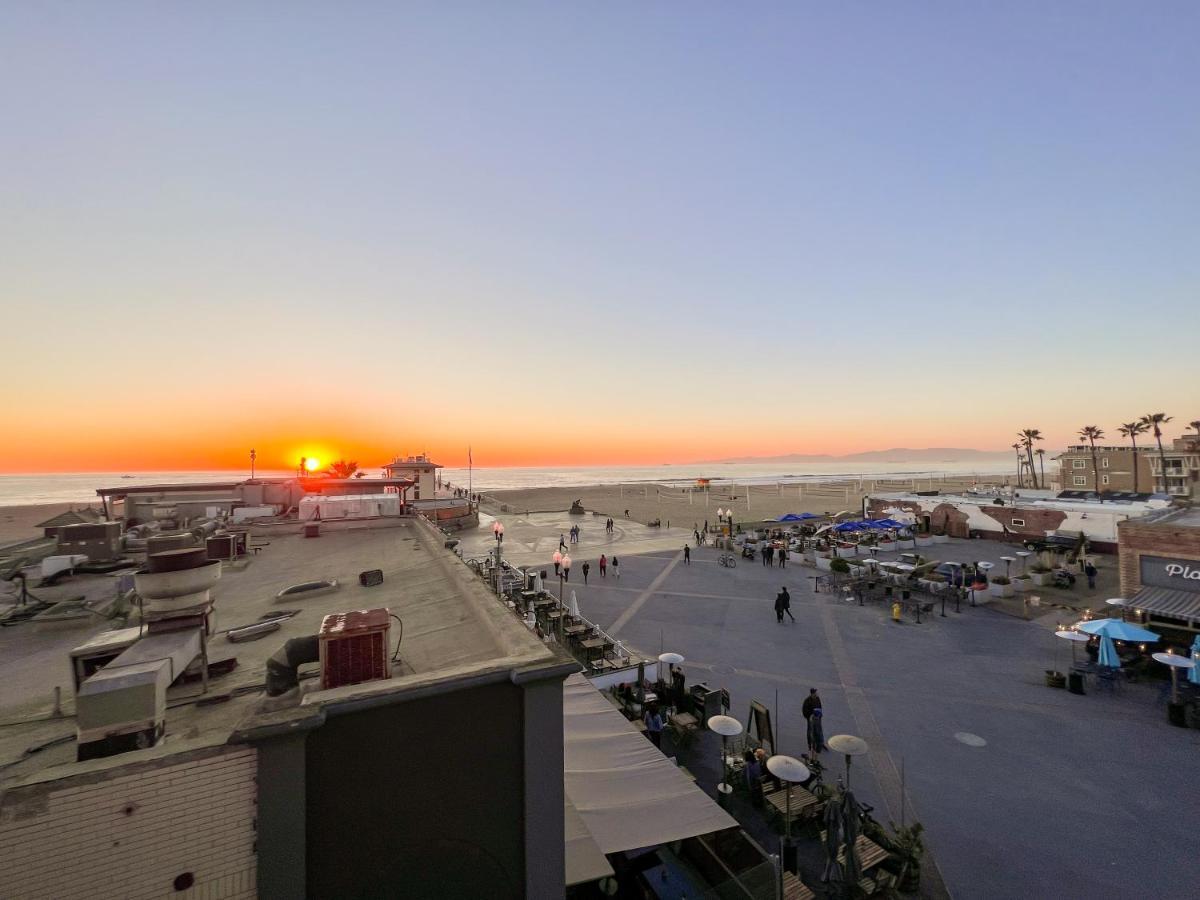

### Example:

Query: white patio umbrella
xmin=569 ymin=590 xmax=580 ymax=618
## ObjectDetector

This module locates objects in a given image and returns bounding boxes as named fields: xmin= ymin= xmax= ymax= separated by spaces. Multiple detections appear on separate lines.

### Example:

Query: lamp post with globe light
xmin=492 ymin=521 xmax=505 ymax=594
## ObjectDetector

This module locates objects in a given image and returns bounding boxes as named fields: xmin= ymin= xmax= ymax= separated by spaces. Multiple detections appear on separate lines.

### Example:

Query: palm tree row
xmin=1016 ymin=414 xmax=1193 ymax=496
xmin=1074 ymin=412 xmax=1184 ymax=499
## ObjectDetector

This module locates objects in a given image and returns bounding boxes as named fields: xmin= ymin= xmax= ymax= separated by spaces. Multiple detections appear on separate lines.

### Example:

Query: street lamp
xmin=250 ymin=448 xmax=256 ymax=481
xmin=492 ymin=522 xmax=505 ymax=595
xmin=559 ymin=553 xmax=572 ymax=602
xmin=553 ymin=549 xmax=562 ymax=576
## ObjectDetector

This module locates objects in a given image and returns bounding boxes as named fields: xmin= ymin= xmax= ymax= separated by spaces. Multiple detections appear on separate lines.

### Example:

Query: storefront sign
xmin=1140 ymin=555 xmax=1200 ymax=591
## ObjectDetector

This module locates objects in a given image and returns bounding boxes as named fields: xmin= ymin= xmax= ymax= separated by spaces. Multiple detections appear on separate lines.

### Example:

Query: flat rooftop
xmin=1131 ymin=506 xmax=1200 ymax=529
xmin=869 ymin=490 xmax=1165 ymax=515
xmin=0 ymin=518 xmax=562 ymax=788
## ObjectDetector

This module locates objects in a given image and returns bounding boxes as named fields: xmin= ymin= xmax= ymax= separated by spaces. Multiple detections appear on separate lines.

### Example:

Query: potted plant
xmin=989 ymin=575 xmax=1013 ymax=598
xmin=1045 ymin=669 xmax=1066 ymax=688
xmin=897 ymin=533 xmax=916 ymax=550
xmin=932 ymin=529 xmax=950 ymax=544
xmin=1013 ymin=573 xmax=1031 ymax=592
xmin=815 ymin=552 xmax=834 ymax=571
xmin=1029 ymin=564 xmax=1052 ymax=587
xmin=915 ymin=531 xmax=934 ymax=548
xmin=835 ymin=542 xmax=858 ymax=558
xmin=830 ymin=557 xmax=851 ymax=575
xmin=889 ymin=820 xmax=926 ymax=892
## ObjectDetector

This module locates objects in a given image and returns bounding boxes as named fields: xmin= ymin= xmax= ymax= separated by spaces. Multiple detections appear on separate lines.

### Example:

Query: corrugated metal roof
xmin=1132 ymin=586 xmax=1200 ymax=622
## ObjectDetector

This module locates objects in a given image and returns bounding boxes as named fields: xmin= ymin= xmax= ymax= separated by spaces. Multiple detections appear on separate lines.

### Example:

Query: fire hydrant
xmin=891 ymin=601 xmax=902 ymax=622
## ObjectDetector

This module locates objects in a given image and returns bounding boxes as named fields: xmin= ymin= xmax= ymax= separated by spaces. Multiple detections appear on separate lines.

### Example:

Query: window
xmin=1101 ymin=458 xmax=1109 ymax=468
xmin=1073 ymin=476 xmax=1087 ymax=486
xmin=1102 ymin=474 xmax=1110 ymax=485
xmin=1011 ymin=518 xmax=1025 ymax=527
xmin=1072 ymin=459 xmax=1086 ymax=469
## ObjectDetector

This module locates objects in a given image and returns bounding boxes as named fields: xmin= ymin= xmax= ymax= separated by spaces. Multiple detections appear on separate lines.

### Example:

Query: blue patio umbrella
xmin=1075 ymin=618 xmax=1160 ymax=643
xmin=1097 ymin=635 xmax=1121 ymax=669
xmin=1190 ymin=636 xmax=1200 ymax=686
xmin=833 ymin=521 xmax=866 ymax=533
xmin=777 ymin=512 xmax=820 ymax=522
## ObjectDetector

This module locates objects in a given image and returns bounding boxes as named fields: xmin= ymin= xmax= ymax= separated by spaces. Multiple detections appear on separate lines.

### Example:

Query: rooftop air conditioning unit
xmin=319 ymin=608 xmax=392 ymax=690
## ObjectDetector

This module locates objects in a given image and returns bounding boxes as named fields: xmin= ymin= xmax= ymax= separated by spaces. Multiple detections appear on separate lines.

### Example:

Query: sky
xmin=2 ymin=3 xmax=1197 ymax=471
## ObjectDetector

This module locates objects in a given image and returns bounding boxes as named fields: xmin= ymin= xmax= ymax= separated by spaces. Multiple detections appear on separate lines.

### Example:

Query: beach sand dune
xmin=482 ymin=475 xmax=994 ymax=529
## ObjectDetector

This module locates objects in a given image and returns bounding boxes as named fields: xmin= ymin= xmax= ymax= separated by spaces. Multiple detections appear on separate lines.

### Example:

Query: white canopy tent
xmin=562 ymin=673 xmax=737 ymax=875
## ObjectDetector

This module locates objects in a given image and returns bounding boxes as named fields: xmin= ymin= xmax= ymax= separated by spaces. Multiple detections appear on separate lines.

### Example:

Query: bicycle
xmin=718 ymin=553 xmax=736 ymax=568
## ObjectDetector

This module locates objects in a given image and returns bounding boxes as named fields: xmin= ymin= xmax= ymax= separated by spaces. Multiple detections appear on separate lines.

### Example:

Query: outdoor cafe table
xmin=563 ymin=623 xmax=587 ymax=637
xmin=579 ymin=637 xmax=607 ymax=661
xmin=818 ymin=833 xmax=888 ymax=872
xmin=765 ymin=785 xmax=821 ymax=822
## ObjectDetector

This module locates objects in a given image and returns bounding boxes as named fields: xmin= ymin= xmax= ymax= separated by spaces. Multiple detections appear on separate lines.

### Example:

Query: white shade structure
xmin=1153 ymin=651 xmax=1196 ymax=705
xmin=658 ymin=652 xmax=685 ymax=666
xmin=569 ymin=591 xmax=580 ymax=619
xmin=828 ymin=734 xmax=869 ymax=789
xmin=766 ymin=754 xmax=809 ymax=783
xmin=707 ymin=715 xmax=744 ymax=797
xmin=766 ymin=754 xmax=810 ymax=840
xmin=707 ymin=715 xmax=743 ymax=737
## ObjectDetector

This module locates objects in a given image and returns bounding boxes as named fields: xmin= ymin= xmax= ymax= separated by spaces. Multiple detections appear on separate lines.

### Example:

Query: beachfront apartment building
xmin=1147 ymin=435 xmax=1200 ymax=499
xmin=1056 ymin=444 xmax=1154 ymax=494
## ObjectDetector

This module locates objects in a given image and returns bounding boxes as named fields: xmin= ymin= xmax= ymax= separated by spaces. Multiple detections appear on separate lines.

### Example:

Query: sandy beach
xmin=482 ymin=474 xmax=1004 ymax=529
xmin=0 ymin=503 xmax=102 ymax=546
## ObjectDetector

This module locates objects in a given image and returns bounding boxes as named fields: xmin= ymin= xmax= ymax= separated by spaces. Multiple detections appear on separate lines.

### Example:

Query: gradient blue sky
xmin=2 ymin=3 xmax=1197 ymax=469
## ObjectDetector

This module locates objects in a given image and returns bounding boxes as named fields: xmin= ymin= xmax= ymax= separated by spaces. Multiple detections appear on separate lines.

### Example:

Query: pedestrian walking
xmin=1085 ymin=561 xmax=1098 ymax=590
xmin=599 ymin=554 xmax=607 ymax=577
xmin=612 ymin=556 xmax=620 ymax=578
xmin=807 ymin=707 xmax=827 ymax=754
xmin=802 ymin=688 xmax=821 ymax=722
xmin=683 ymin=545 xmax=691 ymax=565
xmin=582 ymin=562 xmax=590 ymax=584
xmin=694 ymin=529 xmax=701 ymax=544
xmin=778 ymin=547 xmax=787 ymax=569
xmin=775 ymin=587 xmax=794 ymax=624
xmin=644 ymin=705 xmax=664 ymax=749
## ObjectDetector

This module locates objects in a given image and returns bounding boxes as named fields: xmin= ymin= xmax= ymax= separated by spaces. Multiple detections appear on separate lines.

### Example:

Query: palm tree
xmin=1011 ymin=442 xmax=1024 ymax=487
xmin=1035 ymin=448 xmax=1046 ymax=489
xmin=326 ymin=459 xmax=359 ymax=479
xmin=1190 ymin=420 xmax=1200 ymax=439
xmin=1078 ymin=426 xmax=1105 ymax=500
xmin=1116 ymin=421 xmax=1149 ymax=493
xmin=1140 ymin=413 xmax=1173 ymax=495
xmin=1018 ymin=429 xmax=1044 ymax=488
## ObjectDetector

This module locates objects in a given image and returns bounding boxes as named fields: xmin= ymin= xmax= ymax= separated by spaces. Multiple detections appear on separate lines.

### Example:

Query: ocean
xmin=0 ymin=461 xmax=1010 ymax=507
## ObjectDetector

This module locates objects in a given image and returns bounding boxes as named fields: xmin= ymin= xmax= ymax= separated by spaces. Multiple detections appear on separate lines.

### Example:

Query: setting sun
xmin=304 ymin=457 xmax=321 ymax=472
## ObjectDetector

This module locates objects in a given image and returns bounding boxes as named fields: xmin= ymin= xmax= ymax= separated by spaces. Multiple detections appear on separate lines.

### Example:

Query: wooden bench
xmin=781 ymin=871 xmax=815 ymax=900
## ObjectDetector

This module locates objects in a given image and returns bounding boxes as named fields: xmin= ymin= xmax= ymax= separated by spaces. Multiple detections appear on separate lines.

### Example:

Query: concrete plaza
xmin=514 ymin=526 xmax=1199 ymax=899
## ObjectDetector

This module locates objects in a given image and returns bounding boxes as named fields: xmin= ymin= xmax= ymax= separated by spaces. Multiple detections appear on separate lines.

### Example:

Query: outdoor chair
xmin=1096 ymin=668 xmax=1120 ymax=693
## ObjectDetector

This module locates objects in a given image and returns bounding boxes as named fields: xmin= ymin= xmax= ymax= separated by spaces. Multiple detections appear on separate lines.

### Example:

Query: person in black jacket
xmin=774 ymin=587 xmax=794 ymax=624
xmin=802 ymin=688 xmax=821 ymax=722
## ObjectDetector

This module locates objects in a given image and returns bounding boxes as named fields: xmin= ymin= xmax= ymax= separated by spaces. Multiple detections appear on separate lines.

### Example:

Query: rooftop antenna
xmin=468 ymin=445 xmax=473 ymax=497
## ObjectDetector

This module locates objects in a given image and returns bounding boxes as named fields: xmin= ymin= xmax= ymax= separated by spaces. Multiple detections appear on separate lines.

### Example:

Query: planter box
xmin=990 ymin=582 xmax=1014 ymax=598
xmin=835 ymin=545 xmax=858 ymax=558
xmin=1012 ymin=577 xmax=1031 ymax=592
xmin=815 ymin=556 xmax=833 ymax=571
xmin=915 ymin=535 xmax=934 ymax=548
xmin=1030 ymin=572 xmax=1052 ymax=587
xmin=877 ymin=542 xmax=897 ymax=553
xmin=897 ymin=539 xmax=916 ymax=550
xmin=932 ymin=534 xmax=950 ymax=544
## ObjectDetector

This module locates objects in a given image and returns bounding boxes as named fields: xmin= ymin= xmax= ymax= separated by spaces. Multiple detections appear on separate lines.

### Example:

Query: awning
xmin=563 ymin=674 xmax=737 ymax=858
xmin=565 ymin=798 xmax=614 ymax=886
xmin=1131 ymin=586 xmax=1200 ymax=624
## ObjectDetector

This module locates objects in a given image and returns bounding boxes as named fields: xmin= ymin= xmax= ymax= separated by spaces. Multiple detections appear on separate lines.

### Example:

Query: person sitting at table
xmin=644 ymin=705 xmax=665 ymax=749
xmin=743 ymin=750 xmax=764 ymax=806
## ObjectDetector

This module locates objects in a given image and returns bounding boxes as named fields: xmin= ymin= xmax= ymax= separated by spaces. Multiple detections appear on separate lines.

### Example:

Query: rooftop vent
xmin=319 ymin=608 xmax=392 ymax=690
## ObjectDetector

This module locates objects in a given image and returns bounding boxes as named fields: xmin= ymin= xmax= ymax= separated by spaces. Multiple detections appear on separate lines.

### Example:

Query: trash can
xmin=1068 ymin=672 xmax=1085 ymax=695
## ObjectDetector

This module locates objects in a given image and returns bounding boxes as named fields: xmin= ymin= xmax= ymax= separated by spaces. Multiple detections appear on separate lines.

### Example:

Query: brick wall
xmin=0 ymin=746 xmax=256 ymax=900
xmin=1118 ymin=519 xmax=1200 ymax=597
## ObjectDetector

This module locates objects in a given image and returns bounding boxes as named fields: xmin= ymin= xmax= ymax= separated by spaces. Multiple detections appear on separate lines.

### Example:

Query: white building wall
xmin=0 ymin=746 xmax=257 ymax=900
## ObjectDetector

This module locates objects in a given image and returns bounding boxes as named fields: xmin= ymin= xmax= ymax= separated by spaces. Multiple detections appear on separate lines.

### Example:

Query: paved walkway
xmin=555 ymin=540 xmax=1200 ymax=900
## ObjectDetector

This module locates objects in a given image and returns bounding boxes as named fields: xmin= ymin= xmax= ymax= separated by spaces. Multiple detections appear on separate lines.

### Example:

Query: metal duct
xmin=265 ymin=635 xmax=320 ymax=696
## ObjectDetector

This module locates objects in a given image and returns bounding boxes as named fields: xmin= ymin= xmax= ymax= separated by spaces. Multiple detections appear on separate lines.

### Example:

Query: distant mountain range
xmin=707 ymin=447 xmax=1018 ymax=464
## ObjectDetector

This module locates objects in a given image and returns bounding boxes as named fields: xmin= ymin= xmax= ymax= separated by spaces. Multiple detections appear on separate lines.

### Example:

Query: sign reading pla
xmin=1164 ymin=563 xmax=1200 ymax=581
xmin=1140 ymin=555 xmax=1200 ymax=591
